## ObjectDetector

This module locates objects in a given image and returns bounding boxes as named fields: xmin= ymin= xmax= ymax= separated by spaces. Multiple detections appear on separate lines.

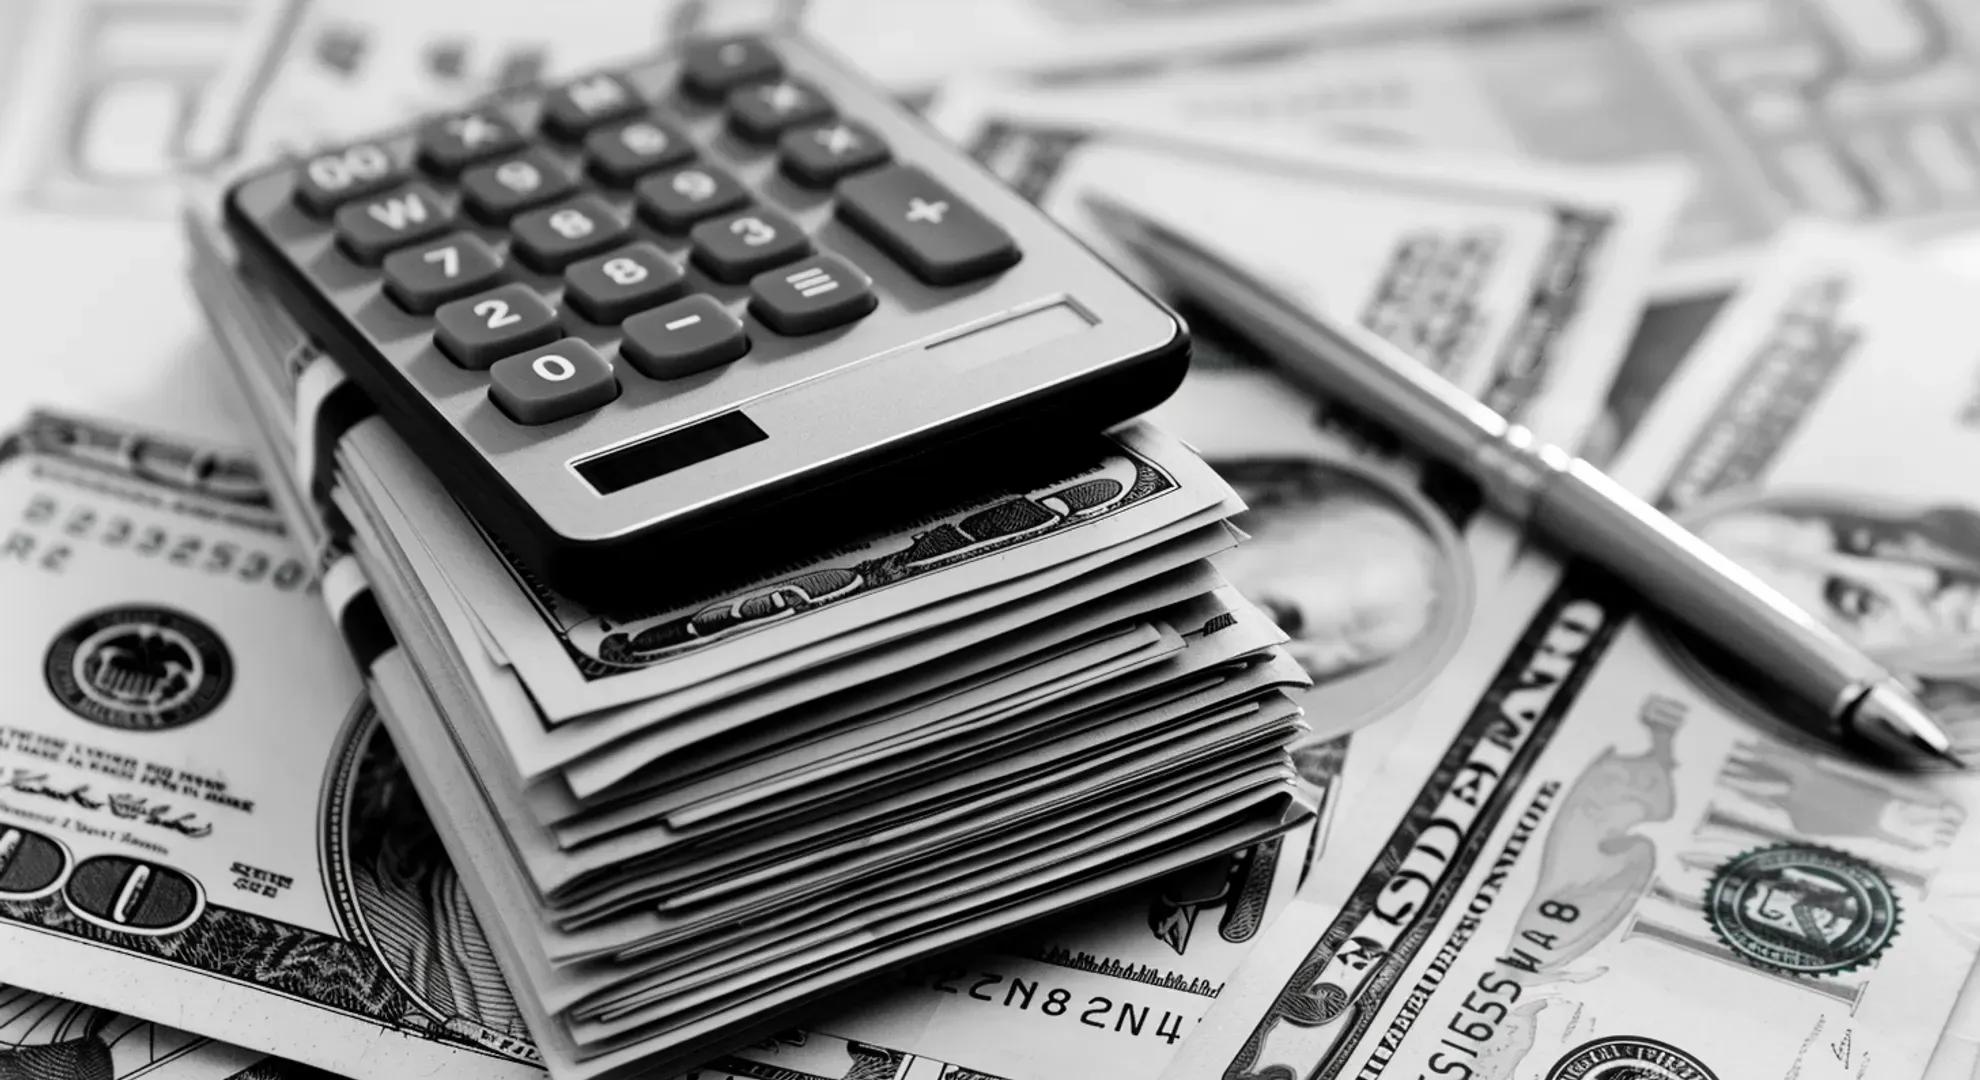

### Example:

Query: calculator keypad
xmin=246 ymin=34 xmax=1036 ymax=444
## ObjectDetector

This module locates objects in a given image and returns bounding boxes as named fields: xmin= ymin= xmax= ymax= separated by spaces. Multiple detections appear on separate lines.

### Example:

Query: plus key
xmin=836 ymin=164 xmax=1020 ymax=286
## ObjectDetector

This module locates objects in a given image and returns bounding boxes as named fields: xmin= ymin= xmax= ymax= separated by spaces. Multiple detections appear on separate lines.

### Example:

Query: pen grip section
xmin=1532 ymin=458 xmax=1883 ymax=727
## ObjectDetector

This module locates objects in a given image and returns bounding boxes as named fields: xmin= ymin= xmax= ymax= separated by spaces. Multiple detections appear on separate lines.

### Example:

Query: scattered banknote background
xmin=5 ymin=0 xmax=1980 ymax=1078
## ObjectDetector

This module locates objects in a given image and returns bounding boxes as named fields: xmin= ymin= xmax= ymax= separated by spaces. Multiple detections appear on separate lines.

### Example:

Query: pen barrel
xmin=1529 ymin=455 xmax=1884 ymax=737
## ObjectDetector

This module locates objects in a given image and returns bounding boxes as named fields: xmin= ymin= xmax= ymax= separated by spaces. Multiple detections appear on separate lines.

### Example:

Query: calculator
xmin=224 ymin=32 xmax=1186 ymax=604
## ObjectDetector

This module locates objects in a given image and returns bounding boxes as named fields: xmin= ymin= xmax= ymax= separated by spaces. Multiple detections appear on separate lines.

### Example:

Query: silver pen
xmin=1086 ymin=193 xmax=1961 ymax=769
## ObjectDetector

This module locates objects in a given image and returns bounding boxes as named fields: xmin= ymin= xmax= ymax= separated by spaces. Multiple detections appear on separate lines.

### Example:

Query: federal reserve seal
xmin=1705 ymin=843 xmax=1900 ymax=976
xmin=45 ymin=606 xmax=233 ymax=730
xmin=1545 ymin=1036 xmax=1719 ymax=1080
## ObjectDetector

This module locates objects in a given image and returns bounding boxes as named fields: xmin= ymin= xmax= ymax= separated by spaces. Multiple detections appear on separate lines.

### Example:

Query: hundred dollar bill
xmin=0 ymin=411 xmax=544 ymax=1080
xmin=1165 ymin=226 xmax=1980 ymax=1079
xmin=750 ymin=624 xmax=1458 ymax=1080
xmin=0 ymin=982 xmax=317 ymax=1080
xmin=929 ymin=89 xmax=1683 ymax=738
xmin=970 ymin=0 xmax=1980 ymax=294
xmin=745 ymin=0 xmax=1569 ymax=93
xmin=795 ymin=766 xmax=1327 ymax=1080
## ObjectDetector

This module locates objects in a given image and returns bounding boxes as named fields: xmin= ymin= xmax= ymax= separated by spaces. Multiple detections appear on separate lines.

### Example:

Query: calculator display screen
xmin=575 ymin=411 xmax=770 ymax=495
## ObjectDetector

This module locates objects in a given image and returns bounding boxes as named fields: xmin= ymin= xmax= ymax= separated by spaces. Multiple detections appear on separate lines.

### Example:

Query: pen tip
xmin=1850 ymin=680 xmax=1964 ymax=770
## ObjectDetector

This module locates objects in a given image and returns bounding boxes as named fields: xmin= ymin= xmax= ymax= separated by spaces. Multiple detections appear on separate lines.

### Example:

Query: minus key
xmin=621 ymin=295 xmax=751 ymax=379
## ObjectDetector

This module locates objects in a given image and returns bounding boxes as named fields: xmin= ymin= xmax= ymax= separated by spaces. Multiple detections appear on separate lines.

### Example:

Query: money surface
xmin=0 ymin=982 xmax=318 ymax=1080
xmin=930 ymin=90 xmax=1683 ymax=739
xmin=1165 ymin=225 xmax=1980 ymax=1080
xmin=968 ymin=0 xmax=1980 ymax=294
xmin=0 ymin=411 xmax=545 ymax=1080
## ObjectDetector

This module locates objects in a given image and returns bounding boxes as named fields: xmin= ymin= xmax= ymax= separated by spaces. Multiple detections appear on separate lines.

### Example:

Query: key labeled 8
xmin=550 ymin=207 xmax=596 ymax=239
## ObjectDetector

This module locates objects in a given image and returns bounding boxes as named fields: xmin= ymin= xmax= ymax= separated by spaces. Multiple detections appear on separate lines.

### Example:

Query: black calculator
xmin=224 ymin=32 xmax=1186 ymax=604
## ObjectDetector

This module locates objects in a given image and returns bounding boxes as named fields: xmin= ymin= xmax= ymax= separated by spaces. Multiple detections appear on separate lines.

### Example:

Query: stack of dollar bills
xmin=179 ymin=173 xmax=1315 ymax=1073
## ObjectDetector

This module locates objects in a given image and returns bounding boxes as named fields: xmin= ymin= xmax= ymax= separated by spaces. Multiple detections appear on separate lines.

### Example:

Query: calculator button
xmin=511 ymin=195 xmax=631 ymax=271
xmin=417 ymin=109 xmax=527 ymax=175
xmin=837 ymin=164 xmax=1020 ymax=285
xmin=542 ymin=72 xmax=644 ymax=140
xmin=586 ymin=116 xmax=695 ymax=185
xmin=334 ymin=182 xmax=456 ymax=264
xmin=621 ymin=295 xmax=750 ymax=379
xmin=748 ymin=253 xmax=876 ymax=335
xmin=434 ymin=284 xmax=560 ymax=370
xmin=636 ymin=164 xmax=749 ymax=232
xmin=690 ymin=208 xmax=811 ymax=283
xmin=383 ymin=232 xmax=505 ymax=314
xmin=293 ymin=141 xmax=405 ymax=215
xmin=564 ymin=242 xmax=686 ymax=323
xmin=461 ymin=150 xmax=576 ymax=222
xmin=489 ymin=338 xmax=619 ymax=425
xmin=727 ymin=79 xmax=832 ymax=143
xmin=682 ymin=37 xmax=782 ymax=99
xmin=778 ymin=121 xmax=889 ymax=188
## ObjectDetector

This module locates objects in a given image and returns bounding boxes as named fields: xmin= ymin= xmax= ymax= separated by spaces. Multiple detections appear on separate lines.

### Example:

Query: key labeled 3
xmin=691 ymin=207 xmax=810 ymax=282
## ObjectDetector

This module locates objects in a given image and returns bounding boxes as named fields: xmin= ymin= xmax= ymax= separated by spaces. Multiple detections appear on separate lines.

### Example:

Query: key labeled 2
xmin=489 ymin=339 xmax=619 ymax=425
xmin=434 ymin=283 xmax=560 ymax=369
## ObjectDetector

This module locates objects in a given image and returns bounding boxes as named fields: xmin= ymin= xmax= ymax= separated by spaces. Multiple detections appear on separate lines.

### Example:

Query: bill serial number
xmin=14 ymin=495 xmax=308 ymax=590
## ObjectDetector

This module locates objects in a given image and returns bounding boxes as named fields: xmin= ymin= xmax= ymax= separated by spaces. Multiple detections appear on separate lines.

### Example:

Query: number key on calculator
xmin=224 ymin=31 xmax=1186 ymax=604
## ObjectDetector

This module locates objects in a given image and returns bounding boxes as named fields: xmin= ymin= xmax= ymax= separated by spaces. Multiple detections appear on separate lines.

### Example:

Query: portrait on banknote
xmin=1655 ymin=489 xmax=1980 ymax=747
xmin=1212 ymin=454 xmax=1469 ymax=728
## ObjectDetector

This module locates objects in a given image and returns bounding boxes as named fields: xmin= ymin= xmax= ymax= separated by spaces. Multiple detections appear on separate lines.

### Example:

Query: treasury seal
xmin=44 ymin=606 xmax=233 ymax=731
xmin=1545 ymin=1036 xmax=1719 ymax=1080
xmin=1705 ymin=842 xmax=1899 ymax=976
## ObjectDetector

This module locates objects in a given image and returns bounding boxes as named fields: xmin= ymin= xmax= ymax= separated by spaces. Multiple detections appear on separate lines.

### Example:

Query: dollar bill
xmin=0 ymin=982 xmax=321 ymax=1080
xmin=734 ymin=624 xmax=1469 ymax=1080
xmin=1164 ymin=225 xmax=1980 ymax=1079
xmin=928 ymin=89 xmax=1683 ymax=739
xmin=964 ymin=0 xmax=1980 ymax=294
xmin=746 ymin=0 xmax=1569 ymax=93
xmin=0 ymin=410 xmax=548 ymax=1080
